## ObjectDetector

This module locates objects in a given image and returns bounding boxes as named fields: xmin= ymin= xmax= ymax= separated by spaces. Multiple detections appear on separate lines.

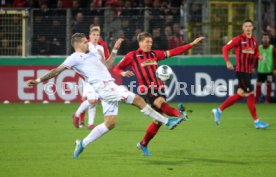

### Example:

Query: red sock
xmin=219 ymin=94 xmax=243 ymax=111
xmin=247 ymin=94 xmax=258 ymax=120
xmin=255 ymin=84 xmax=261 ymax=102
xmin=79 ymin=100 xmax=86 ymax=122
xmin=141 ymin=122 xmax=162 ymax=146
xmin=265 ymin=83 xmax=272 ymax=103
xmin=160 ymin=102 xmax=180 ymax=117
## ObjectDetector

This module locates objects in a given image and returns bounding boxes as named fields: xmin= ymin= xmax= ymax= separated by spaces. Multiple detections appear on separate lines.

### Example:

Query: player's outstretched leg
xmin=132 ymin=95 xmax=184 ymax=129
xmin=73 ymin=139 xmax=84 ymax=159
xmin=254 ymin=120 xmax=269 ymax=129
xmin=212 ymin=108 xmax=221 ymax=126
xmin=178 ymin=103 xmax=189 ymax=121
xmin=137 ymin=142 xmax=151 ymax=156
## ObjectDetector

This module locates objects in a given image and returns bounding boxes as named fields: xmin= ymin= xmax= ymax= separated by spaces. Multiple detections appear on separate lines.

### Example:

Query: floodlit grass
xmin=0 ymin=102 xmax=275 ymax=177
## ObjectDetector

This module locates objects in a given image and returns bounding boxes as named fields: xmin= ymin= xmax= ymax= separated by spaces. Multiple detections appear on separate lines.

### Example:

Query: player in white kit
xmin=27 ymin=33 xmax=184 ymax=159
xmin=73 ymin=27 xmax=106 ymax=129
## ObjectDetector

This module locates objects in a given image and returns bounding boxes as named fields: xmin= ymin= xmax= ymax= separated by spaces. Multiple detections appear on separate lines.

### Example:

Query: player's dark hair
xmin=137 ymin=32 xmax=152 ymax=42
xmin=243 ymin=19 xmax=254 ymax=26
xmin=71 ymin=33 xmax=86 ymax=47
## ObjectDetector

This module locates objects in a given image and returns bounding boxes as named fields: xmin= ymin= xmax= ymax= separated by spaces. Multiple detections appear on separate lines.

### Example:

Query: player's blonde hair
xmin=90 ymin=25 xmax=101 ymax=34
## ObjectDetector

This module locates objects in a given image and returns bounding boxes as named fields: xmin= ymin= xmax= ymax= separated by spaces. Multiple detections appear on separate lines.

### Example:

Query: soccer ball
xmin=156 ymin=65 xmax=173 ymax=82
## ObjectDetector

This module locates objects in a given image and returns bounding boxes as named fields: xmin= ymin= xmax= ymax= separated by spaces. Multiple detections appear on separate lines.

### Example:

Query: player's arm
xmin=113 ymin=53 xmax=134 ymax=77
xmin=155 ymin=37 xmax=204 ymax=60
xmin=26 ymin=65 xmax=67 ymax=86
xmin=252 ymin=44 xmax=261 ymax=71
xmin=104 ymin=38 xmax=124 ymax=69
xmin=222 ymin=37 xmax=239 ymax=70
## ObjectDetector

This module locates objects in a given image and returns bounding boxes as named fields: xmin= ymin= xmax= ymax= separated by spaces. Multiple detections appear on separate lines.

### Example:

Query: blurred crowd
xmin=1 ymin=0 xmax=186 ymax=55
xmin=0 ymin=0 xmax=275 ymax=56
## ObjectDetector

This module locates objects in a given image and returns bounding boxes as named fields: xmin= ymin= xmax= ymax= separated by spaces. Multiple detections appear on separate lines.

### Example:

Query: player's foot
xmin=212 ymin=108 xmax=221 ymax=126
xmin=137 ymin=142 xmax=151 ymax=156
xmin=79 ymin=121 xmax=85 ymax=128
xmin=87 ymin=124 xmax=96 ymax=130
xmin=74 ymin=139 xmax=84 ymax=159
xmin=178 ymin=103 xmax=188 ymax=121
xmin=73 ymin=113 xmax=79 ymax=128
xmin=165 ymin=117 xmax=184 ymax=130
xmin=255 ymin=120 xmax=269 ymax=129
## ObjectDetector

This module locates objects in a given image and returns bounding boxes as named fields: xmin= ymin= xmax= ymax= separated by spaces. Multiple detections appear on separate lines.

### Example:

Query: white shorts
xmin=82 ymin=80 xmax=99 ymax=100
xmin=92 ymin=81 xmax=136 ymax=116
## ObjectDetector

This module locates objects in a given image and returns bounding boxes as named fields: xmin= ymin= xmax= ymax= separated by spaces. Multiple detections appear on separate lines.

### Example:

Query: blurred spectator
xmin=189 ymin=3 xmax=202 ymax=22
xmin=13 ymin=0 xmax=25 ymax=7
xmin=103 ymin=7 xmax=121 ymax=42
xmin=56 ymin=0 xmax=64 ymax=8
xmin=117 ymin=30 xmax=130 ymax=55
xmin=0 ymin=38 xmax=12 ymax=55
xmin=151 ymin=27 xmax=167 ymax=50
xmin=164 ymin=25 xmax=178 ymax=49
xmin=72 ymin=12 xmax=89 ymax=35
xmin=131 ymin=28 xmax=143 ymax=49
xmin=150 ymin=0 xmax=164 ymax=31
xmin=16 ymin=45 xmax=22 ymax=56
xmin=49 ymin=18 xmax=66 ymax=55
xmin=172 ymin=23 xmax=184 ymax=47
xmin=87 ymin=1 xmax=104 ymax=16
xmin=32 ymin=7 xmax=51 ymax=55
xmin=121 ymin=18 xmax=132 ymax=40
xmin=1 ymin=0 xmax=12 ymax=7
xmin=267 ymin=25 xmax=276 ymax=46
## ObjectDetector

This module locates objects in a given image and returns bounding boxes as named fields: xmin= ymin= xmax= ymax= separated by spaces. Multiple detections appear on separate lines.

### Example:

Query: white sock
xmin=141 ymin=104 xmax=169 ymax=124
xmin=88 ymin=104 xmax=96 ymax=125
xmin=82 ymin=123 xmax=109 ymax=148
xmin=75 ymin=100 xmax=90 ymax=117
xmin=254 ymin=119 xmax=259 ymax=123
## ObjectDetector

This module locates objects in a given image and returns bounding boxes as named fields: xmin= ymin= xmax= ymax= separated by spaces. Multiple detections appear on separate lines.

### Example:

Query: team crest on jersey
xmin=242 ymin=48 xmax=255 ymax=54
xmin=141 ymin=59 xmax=157 ymax=67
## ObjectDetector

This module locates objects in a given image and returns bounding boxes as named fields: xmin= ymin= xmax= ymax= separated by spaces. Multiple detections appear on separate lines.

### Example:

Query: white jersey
xmin=88 ymin=42 xmax=105 ymax=60
xmin=62 ymin=52 xmax=114 ymax=83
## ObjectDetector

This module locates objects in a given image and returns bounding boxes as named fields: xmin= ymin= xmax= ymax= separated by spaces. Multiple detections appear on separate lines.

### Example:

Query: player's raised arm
xmin=154 ymin=37 xmax=204 ymax=60
xmin=167 ymin=37 xmax=204 ymax=57
xmin=26 ymin=65 xmax=67 ymax=86
xmin=104 ymin=38 xmax=124 ymax=68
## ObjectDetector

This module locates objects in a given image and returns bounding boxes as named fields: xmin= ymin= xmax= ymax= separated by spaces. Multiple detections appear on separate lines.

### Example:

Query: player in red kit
xmin=113 ymin=32 xmax=204 ymax=155
xmin=212 ymin=19 xmax=269 ymax=129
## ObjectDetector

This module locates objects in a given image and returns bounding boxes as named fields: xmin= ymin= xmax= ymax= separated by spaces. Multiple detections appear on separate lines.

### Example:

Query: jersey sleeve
xmin=62 ymin=56 xmax=77 ymax=69
xmin=222 ymin=37 xmax=240 ymax=62
xmin=154 ymin=50 xmax=167 ymax=61
xmin=254 ymin=40 xmax=260 ymax=59
xmin=154 ymin=43 xmax=192 ymax=61
xmin=113 ymin=52 xmax=133 ymax=75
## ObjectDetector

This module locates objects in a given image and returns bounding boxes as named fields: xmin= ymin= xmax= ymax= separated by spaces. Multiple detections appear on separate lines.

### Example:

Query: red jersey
xmin=113 ymin=44 xmax=192 ymax=91
xmin=98 ymin=38 xmax=110 ymax=59
xmin=222 ymin=33 xmax=260 ymax=73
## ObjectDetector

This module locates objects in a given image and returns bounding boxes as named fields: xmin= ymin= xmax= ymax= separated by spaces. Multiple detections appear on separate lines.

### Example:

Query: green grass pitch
xmin=0 ymin=102 xmax=275 ymax=177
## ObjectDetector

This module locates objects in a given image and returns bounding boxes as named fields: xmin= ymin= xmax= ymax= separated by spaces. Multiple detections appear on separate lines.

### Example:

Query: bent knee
xmin=104 ymin=116 xmax=117 ymax=129
xmin=88 ymin=99 xmax=97 ymax=104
